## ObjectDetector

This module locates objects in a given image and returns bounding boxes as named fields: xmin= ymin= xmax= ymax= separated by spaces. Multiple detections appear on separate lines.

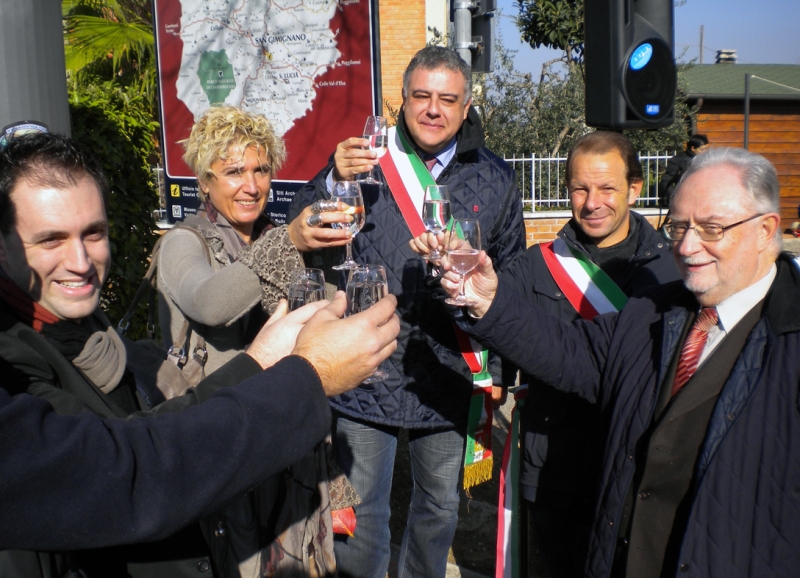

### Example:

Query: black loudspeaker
xmin=584 ymin=0 xmax=676 ymax=130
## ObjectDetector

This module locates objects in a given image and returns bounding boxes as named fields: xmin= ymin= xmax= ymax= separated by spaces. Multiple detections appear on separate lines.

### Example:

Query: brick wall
xmin=379 ymin=1 xmax=428 ymax=116
xmin=523 ymin=211 xmax=665 ymax=248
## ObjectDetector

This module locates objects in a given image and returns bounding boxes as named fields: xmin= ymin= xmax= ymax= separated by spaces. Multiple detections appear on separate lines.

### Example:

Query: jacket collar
xmin=762 ymin=253 xmax=800 ymax=335
xmin=396 ymin=105 xmax=485 ymax=159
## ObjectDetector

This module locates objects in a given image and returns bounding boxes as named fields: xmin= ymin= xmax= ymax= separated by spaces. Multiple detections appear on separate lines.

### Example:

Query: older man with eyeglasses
xmin=436 ymin=147 xmax=800 ymax=578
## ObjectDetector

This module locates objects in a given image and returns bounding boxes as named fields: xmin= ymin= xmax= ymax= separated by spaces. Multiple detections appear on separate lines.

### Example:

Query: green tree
xmin=69 ymin=83 xmax=160 ymax=337
xmin=63 ymin=0 xmax=157 ymax=115
xmin=514 ymin=0 xmax=585 ymax=60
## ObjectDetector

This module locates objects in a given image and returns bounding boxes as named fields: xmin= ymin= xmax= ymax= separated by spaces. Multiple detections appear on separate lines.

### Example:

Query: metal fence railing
xmin=504 ymin=151 xmax=677 ymax=212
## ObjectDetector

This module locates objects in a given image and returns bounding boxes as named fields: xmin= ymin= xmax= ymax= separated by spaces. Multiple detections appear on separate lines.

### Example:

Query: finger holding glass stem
xmin=440 ymin=250 xmax=499 ymax=318
xmin=443 ymin=218 xmax=482 ymax=307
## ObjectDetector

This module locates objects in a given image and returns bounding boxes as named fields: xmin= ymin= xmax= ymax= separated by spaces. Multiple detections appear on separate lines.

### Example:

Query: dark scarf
xmin=0 ymin=271 xmax=129 ymax=397
xmin=568 ymin=214 xmax=641 ymax=282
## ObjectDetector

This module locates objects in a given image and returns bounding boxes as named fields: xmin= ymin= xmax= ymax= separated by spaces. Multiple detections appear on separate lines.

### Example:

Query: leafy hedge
xmin=69 ymin=83 xmax=160 ymax=339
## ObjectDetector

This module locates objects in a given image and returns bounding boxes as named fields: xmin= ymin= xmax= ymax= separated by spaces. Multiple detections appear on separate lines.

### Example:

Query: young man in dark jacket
xmin=0 ymin=132 xmax=400 ymax=577
xmin=489 ymin=132 xmax=680 ymax=577
xmin=440 ymin=148 xmax=799 ymax=578
xmin=287 ymin=46 xmax=525 ymax=578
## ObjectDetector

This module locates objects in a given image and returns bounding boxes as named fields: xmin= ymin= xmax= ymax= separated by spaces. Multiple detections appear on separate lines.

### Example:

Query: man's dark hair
xmin=566 ymin=131 xmax=643 ymax=186
xmin=0 ymin=133 xmax=109 ymax=236
xmin=402 ymin=46 xmax=473 ymax=103
xmin=687 ymin=134 xmax=709 ymax=152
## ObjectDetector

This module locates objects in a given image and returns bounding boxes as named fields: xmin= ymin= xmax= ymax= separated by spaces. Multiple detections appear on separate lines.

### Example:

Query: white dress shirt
xmin=699 ymin=264 xmax=777 ymax=365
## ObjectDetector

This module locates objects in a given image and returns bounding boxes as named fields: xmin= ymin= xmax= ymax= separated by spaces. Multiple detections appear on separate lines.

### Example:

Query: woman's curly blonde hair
xmin=182 ymin=106 xmax=287 ymax=200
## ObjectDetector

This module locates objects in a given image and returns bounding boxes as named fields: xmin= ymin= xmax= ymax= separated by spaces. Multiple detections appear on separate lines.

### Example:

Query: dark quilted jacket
xmin=504 ymin=212 xmax=680 ymax=508
xmin=463 ymin=254 xmax=800 ymax=577
xmin=288 ymin=109 xmax=525 ymax=428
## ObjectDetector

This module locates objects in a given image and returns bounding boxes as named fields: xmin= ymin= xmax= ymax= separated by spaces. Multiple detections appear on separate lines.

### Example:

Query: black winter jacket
xmin=658 ymin=151 xmax=696 ymax=205
xmin=288 ymin=108 xmax=525 ymax=428
xmin=463 ymin=254 xmax=800 ymax=578
xmin=0 ymin=312 xmax=331 ymax=577
xmin=502 ymin=213 xmax=680 ymax=505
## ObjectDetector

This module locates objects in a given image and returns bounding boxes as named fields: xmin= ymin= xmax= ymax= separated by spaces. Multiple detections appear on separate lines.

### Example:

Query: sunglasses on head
xmin=0 ymin=121 xmax=49 ymax=151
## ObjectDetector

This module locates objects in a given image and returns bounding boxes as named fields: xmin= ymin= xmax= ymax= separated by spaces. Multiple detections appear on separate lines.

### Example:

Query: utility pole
xmin=0 ymin=0 xmax=71 ymax=135
xmin=451 ymin=0 xmax=496 ymax=72
xmin=699 ymin=25 xmax=704 ymax=64
xmin=453 ymin=0 xmax=474 ymax=64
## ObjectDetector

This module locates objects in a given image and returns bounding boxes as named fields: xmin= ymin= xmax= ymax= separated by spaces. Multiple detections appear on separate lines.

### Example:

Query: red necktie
xmin=424 ymin=156 xmax=438 ymax=172
xmin=671 ymin=307 xmax=719 ymax=396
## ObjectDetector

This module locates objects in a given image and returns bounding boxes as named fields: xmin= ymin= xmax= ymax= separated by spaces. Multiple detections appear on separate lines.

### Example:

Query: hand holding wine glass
xmin=331 ymin=180 xmax=365 ymax=270
xmin=346 ymin=265 xmax=390 ymax=383
xmin=361 ymin=116 xmax=387 ymax=184
xmin=443 ymin=219 xmax=482 ymax=307
xmin=421 ymin=185 xmax=451 ymax=261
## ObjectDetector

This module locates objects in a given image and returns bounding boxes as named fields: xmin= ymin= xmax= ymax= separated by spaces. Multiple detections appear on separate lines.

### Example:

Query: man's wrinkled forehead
xmin=408 ymin=66 xmax=468 ymax=97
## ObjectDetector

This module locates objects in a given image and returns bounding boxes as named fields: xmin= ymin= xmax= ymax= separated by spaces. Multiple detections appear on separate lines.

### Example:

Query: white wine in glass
xmin=287 ymin=268 xmax=326 ymax=311
xmin=444 ymin=219 xmax=481 ymax=307
xmin=331 ymin=181 xmax=365 ymax=270
xmin=421 ymin=185 xmax=451 ymax=260
xmin=361 ymin=116 xmax=387 ymax=184
xmin=346 ymin=265 xmax=390 ymax=383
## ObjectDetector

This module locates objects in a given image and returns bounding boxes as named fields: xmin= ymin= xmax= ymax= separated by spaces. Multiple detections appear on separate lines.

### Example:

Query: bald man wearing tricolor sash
xmin=287 ymin=46 xmax=525 ymax=578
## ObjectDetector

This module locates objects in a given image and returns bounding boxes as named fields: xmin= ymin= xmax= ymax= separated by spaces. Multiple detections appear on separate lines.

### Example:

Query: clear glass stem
xmin=344 ymin=240 xmax=354 ymax=265
xmin=457 ymin=274 xmax=466 ymax=302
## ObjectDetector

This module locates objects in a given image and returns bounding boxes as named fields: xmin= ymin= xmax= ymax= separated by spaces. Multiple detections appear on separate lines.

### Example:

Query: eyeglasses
xmin=661 ymin=213 xmax=764 ymax=242
xmin=0 ymin=121 xmax=49 ymax=151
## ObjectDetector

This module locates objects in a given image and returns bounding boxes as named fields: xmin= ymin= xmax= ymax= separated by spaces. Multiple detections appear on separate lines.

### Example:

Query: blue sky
xmin=495 ymin=0 xmax=800 ymax=76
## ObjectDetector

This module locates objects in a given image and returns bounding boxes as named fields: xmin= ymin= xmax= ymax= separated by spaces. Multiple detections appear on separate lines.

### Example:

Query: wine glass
xmin=331 ymin=180 xmax=365 ymax=270
xmin=360 ymin=116 xmax=388 ymax=184
xmin=346 ymin=265 xmax=390 ymax=383
xmin=287 ymin=268 xmax=326 ymax=311
xmin=444 ymin=219 xmax=482 ymax=307
xmin=421 ymin=185 xmax=451 ymax=261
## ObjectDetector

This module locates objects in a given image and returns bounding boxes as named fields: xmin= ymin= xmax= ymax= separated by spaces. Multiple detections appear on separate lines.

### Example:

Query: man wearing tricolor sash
xmin=504 ymin=132 xmax=680 ymax=577
xmin=288 ymin=46 xmax=525 ymax=578
xmin=415 ymin=131 xmax=679 ymax=577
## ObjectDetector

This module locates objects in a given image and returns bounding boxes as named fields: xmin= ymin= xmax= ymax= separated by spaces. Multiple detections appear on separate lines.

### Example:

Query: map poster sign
xmin=153 ymin=0 xmax=381 ymax=224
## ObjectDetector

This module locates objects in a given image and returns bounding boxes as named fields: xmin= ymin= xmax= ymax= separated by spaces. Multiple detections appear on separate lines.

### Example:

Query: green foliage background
xmin=69 ymin=84 xmax=159 ymax=337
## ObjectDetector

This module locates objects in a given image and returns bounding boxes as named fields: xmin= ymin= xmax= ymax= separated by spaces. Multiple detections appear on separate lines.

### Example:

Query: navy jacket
xmin=463 ymin=254 xmax=800 ymax=577
xmin=288 ymin=109 xmax=525 ymax=428
xmin=0 ymin=355 xmax=330 ymax=552
xmin=503 ymin=212 xmax=680 ymax=505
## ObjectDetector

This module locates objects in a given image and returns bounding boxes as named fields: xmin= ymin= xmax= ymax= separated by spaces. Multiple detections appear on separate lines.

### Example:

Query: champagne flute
xmin=421 ymin=185 xmax=451 ymax=261
xmin=346 ymin=265 xmax=390 ymax=383
xmin=360 ymin=116 xmax=388 ymax=184
xmin=444 ymin=219 xmax=482 ymax=307
xmin=287 ymin=268 xmax=326 ymax=311
xmin=331 ymin=180 xmax=365 ymax=270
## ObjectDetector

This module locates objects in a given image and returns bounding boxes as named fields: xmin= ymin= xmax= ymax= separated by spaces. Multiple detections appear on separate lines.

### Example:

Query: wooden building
xmin=683 ymin=64 xmax=800 ymax=226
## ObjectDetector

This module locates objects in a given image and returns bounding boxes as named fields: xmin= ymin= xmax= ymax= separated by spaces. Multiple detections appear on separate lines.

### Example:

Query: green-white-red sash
xmin=496 ymin=237 xmax=627 ymax=578
xmin=379 ymin=126 xmax=495 ymax=489
xmin=379 ymin=126 xmax=435 ymax=227
xmin=540 ymin=237 xmax=628 ymax=316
